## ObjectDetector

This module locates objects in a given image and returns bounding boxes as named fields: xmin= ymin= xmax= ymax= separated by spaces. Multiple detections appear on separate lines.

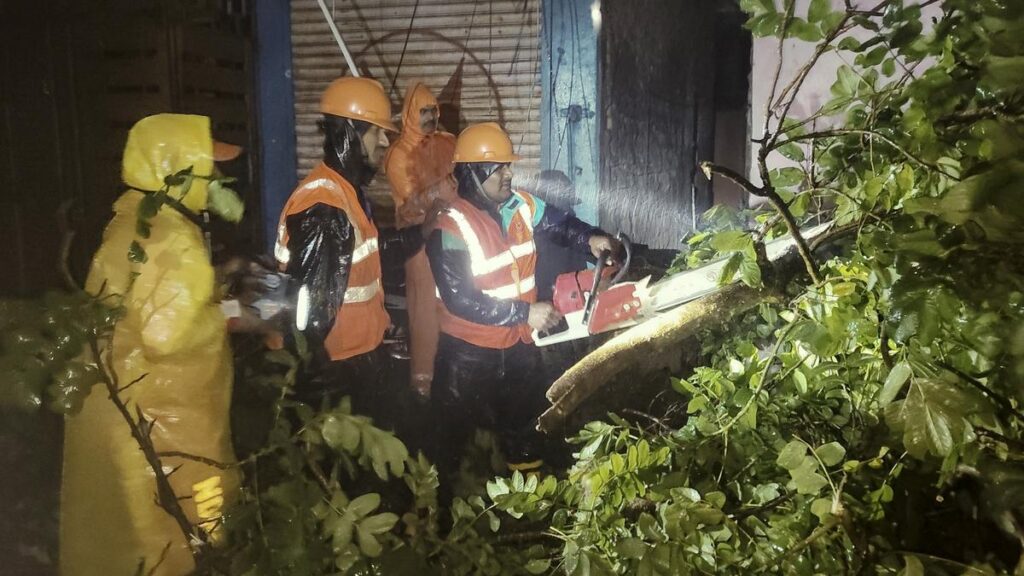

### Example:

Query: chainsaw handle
xmin=582 ymin=249 xmax=610 ymax=324
xmin=610 ymin=232 xmax=632 ymax=285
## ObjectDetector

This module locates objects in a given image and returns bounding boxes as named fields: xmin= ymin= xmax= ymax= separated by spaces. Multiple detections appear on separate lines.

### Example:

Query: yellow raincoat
xmin=61 ymin=114 xmax=239 ymax=576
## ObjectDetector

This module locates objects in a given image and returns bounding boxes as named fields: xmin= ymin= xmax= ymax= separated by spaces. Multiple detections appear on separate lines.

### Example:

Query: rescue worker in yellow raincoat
xmin=384 ymin=82 xmax=458 ymax=397
xmin=61 ymin=114 xmax=246 ymax=575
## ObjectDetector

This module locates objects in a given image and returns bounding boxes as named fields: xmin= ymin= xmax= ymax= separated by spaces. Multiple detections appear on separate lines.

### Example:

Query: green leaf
xmin=719 ymin=253 xmax=744 ymax=285
xmin=705 ymin=491 xmax=727 ymax=509
xmin=900 ymin=555 xmax=925 ymax=576
xmin=820 ymin=10 xmax=844 ymax=32
xmin=322 ymin=415 xmax=361 ymax=453
xmin=778 ymin=142 xmax=806 ymax=162
xmin=739 ymin=258 xmax=763 ymax=288
xmin=710 ymin=230 xmax=753 ymax=253
xmin=832 ymin=65 xmax=860 ymax=97
xmin=790 ymin=458 xmax=829 ymax=495
xmin=768 ymin=167 xmax=805 ymax=188
xmin=740 ymin=0 xmax=776 ymax=17
xmin=882 ymin=57 xmax=897 ymax=76
xmin=356 ymin=525 xmax=383 ymax=557
xmin=859 ymin=45 xmax=888 ymax=67
xmin=359 ymin=512 xmax=398 ymax=535
xmin=885 ymin=380 xmax=988 ymax=459
xmin=815 ymin=442 xmax=846 ymax=467
xmin=807 ymin=0 xmax=830 ymax=24
xmin=615 ymin=537 xmax=648 ymax=559
xmin=838 ymin=37 xmax=861 ymax=51
xmin=526 ymin=559 xmax=552 ymax=574
xmin=789 ymin=19 xmax=823 ymax=42
xmin=207 ymin=179 xmax=245 ymax=223
xmin=895 ymin=312 xmax=919 ymax=343
xmin=128 ymin=241 xmax=148 ymax=264
xmin=486 ymin=510 xmax=500 ymax=532
xmin=776 ymin=440 xmax=807 ymax=470
xmin=748 ymin=12 xmax=783 ymax=37
xmin=879 ymin=361 xmax=912 ymax=406
xmin=811 ymin=497 xmax=833 ymax=520
xmin=983 ymin=56 xmax=1024 ymax=92
xmin=348 ymin=493 xmax=381 ymax=518
xmin=332 ymin=516 xmax=355 ymax=546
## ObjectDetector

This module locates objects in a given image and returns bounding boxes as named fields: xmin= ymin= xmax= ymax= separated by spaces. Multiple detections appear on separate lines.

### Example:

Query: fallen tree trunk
xmin=537 ymin=250 xmax=806 ymax=433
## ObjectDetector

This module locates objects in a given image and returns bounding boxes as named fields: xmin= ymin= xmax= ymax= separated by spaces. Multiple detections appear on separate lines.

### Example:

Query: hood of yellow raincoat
xmin=121 ymin=114 xmax=215 ymax=214
xmin=398 ymin=83 xmax=440 ymax=143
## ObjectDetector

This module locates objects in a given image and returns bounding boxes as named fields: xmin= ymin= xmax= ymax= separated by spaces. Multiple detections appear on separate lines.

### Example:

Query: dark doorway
xmin=0 ymin=0 xmax=258 ymax=298
xmin=599 ymin=0 xmax=751 ymax=249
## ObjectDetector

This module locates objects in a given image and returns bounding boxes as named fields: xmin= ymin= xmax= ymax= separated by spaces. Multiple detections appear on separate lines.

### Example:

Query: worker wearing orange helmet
xmin=383 ymin=82 xmax=458 ymax=397
xmin=427 ymin=122 xmax=619 ymax=478
xmin=275 ymin=77 xmax=421 ymax=416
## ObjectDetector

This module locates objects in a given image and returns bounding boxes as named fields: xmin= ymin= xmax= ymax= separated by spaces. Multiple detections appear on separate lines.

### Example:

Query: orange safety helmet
xmin=453 ymin=122 xmax=520 ymax=163
xmin=320 ymin=76 xmax=398 ymax=132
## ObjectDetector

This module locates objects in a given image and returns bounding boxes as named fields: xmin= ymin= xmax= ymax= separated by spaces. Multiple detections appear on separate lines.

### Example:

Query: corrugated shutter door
xmin=290 ymin=0 xmax=541 ymax=221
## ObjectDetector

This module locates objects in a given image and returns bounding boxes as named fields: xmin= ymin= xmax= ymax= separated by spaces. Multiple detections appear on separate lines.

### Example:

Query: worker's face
xmin=480 ymin=164 xmax=513 ymax=203
xmin=361 ymin=125 xmax=390 ymax=169
xmin=419 ymin=106 xmax=438 ymax=134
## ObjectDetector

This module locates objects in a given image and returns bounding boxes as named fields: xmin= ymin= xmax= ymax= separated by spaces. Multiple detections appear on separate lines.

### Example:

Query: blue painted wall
xmin=541 ymin=0 xmax=601 ymax=225
xmin=253 ymin=0 xmax=298 ymax=252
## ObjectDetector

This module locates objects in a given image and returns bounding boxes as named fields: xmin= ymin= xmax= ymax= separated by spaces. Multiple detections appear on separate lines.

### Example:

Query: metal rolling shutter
xmin=290 ymin=0 xmax=541 ymax=220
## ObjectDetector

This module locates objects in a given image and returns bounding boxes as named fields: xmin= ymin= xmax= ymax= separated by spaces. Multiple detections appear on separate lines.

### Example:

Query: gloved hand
xmin=588 ymin=235 xmax=622 ymax=266
xmin=527 ymin=302 xmax=562 ymax=332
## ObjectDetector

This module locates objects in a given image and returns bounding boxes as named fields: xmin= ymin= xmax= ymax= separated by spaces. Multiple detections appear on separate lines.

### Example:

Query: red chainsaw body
xmin=552 ymin=270 xmax=597 ymax=315
xmin=587 ymin=284 xmax=642 ymax=334
xmin=550 ymin=269 xmax=641 ymax=335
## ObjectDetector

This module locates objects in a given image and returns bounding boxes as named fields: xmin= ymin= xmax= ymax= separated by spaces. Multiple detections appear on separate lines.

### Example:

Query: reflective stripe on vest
xmin=274 ymin=223 xmax=291 ymax=264
xmin=275 ymin=211 xmax=379 ymax=268
xmin=445 ymin=209 xmax=535 ymax=277
xmin=352 ymin=237 xmax=379 ymax=264
xmin=344 ymin=278 xmax=381 ymax=303
xmin=482 ymin=275 xmax=536 ymax=300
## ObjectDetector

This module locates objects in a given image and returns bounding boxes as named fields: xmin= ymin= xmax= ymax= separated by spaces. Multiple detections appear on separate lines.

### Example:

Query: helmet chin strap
xmin=470 ymin=169 xmax=490 ymax=203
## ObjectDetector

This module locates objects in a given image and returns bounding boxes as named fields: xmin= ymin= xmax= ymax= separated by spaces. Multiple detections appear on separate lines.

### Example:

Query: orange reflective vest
xmin=275 ymin=162 xmax=389 ymax=361
xmin=437 ymin=191 xmax=538 ymax=349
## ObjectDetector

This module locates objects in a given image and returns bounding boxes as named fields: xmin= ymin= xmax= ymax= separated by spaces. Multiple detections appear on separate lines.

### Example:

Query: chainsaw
xmin=533 ymin=222 xmax=834 ymax=347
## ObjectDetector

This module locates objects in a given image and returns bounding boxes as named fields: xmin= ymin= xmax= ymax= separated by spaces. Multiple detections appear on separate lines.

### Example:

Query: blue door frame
xmin=253 ymin=0 xmax=298 ymax=252
xmin=541 ymin=0 xmax=601 ymax=225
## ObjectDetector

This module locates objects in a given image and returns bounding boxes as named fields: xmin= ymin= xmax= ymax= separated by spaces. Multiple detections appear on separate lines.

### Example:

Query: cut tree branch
xmin=938 ymin=362 xmax=1024 ymax=424
xmin=157 ymin=451 xmax=238 ymax=470
xmin=89 ymin=337 xmax=205 ymax=556
xmin=539 ymin=227 xmax=854 ymax=433
xmin=701 ymin=161 xmax=822 ymax=284
xmin=539 ymin=281 xmax=775 ymax=433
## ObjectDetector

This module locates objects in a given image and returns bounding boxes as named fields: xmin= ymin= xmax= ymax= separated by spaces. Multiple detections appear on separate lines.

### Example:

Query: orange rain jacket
xmin=384 ymin=84 xmax=457 ymax=385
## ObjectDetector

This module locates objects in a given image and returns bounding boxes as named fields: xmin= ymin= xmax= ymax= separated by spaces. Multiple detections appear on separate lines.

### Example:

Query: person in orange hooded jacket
xmin=383 ymin=83 xmax=458 ymax=397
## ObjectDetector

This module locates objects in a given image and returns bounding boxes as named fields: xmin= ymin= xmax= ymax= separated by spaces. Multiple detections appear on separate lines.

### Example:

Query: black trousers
xmin=294 ymin=347 xmax=388 ymax=420
xmin=431 ymin=334 xmax=550 ymax=472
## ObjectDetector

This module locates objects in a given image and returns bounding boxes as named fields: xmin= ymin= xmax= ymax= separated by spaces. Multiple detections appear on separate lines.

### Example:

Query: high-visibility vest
xmin=437 ymin=191 xmax=538 ymax=349
xmin=275 ymin=162 xmax=389 ymax=361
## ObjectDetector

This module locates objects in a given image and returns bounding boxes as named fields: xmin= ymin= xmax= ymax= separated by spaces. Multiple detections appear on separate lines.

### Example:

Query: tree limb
xmin=539 ymin=281 xmax=776 ymax=433
xmin=157 ymin=451 xmax=238 ymax=470
xmin=89 ymin=337 xmax=206 ymax=555
xmin=938 ymin=362 xmax=1024 ymax=424
xmin=700 ymin=162 xmax=763 ymax=197
xmin=701 ymin=162 xmax=821 ymax=284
